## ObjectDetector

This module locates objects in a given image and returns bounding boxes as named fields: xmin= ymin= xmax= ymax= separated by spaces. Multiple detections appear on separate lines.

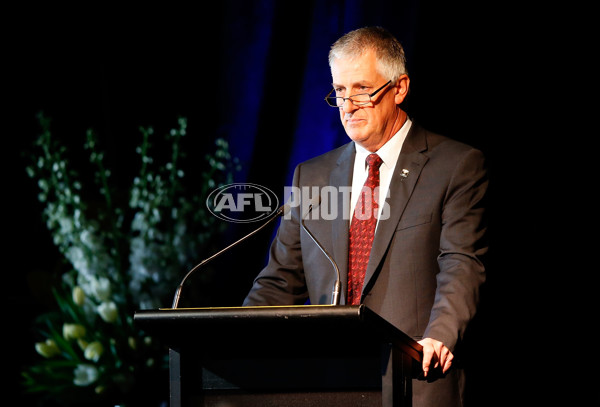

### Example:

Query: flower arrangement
xmin=22 ymin=113 xmax=239 ymax=406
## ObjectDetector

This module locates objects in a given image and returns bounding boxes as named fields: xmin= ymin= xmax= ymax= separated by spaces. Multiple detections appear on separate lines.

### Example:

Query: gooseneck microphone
xmin=300 ymin=199 xmax=341 ymax=306
xmin=171 ymin=204 xmax=291 ymax=308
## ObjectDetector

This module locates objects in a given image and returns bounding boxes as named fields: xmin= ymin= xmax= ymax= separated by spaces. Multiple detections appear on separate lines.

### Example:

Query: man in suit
xmin=243 ymin=26 xmax=488 ymax=407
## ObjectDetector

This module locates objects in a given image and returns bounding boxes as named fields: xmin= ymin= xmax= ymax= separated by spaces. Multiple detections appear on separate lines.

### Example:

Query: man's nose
xmin=341 ymin=98 xmax=358 ymax=113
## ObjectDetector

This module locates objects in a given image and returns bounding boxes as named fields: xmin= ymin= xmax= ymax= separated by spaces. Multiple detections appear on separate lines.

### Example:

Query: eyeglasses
xmin=324 ymin=80 xmax=391 ymax=107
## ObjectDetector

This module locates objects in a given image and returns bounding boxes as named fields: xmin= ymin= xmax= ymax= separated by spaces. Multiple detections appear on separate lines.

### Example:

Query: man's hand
xmin=417 ymin=337 xmax=453 ymax=377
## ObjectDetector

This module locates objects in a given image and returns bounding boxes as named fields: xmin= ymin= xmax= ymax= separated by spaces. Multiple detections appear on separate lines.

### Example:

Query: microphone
xmin=300 ymin=198 xmax=341 ymax=306
xmin=171 ymin=203 xmax=291 ymax=308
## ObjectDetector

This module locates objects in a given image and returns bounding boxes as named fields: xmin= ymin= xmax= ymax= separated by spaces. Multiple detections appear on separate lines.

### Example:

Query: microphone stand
xmin=300 ymin=204 xmax=341 ymax=305
xmin=171 ymin=205 xmax=287 ymax=308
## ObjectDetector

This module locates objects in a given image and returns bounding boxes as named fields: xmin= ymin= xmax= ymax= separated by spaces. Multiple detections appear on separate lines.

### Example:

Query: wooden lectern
xmin=134 ymin=305 xmax=423 ymax=407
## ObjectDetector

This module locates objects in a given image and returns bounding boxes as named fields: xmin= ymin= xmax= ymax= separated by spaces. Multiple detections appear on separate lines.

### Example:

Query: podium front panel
xmin=135 ymin=305 xmax=422 ymax=407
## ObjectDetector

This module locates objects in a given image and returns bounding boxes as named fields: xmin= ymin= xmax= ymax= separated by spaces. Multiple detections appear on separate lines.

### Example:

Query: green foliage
xmin=22 ymin=113 xmax=240 ymax=405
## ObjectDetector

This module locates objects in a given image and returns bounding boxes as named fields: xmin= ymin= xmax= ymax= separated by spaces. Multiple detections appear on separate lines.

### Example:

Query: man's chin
xmin=346 ymin=130 xmax=368 ymax=144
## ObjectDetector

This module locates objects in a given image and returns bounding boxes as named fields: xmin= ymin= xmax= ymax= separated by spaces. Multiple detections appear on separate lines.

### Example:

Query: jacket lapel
xmin=361 ymin=124 xmax=429 ymax=297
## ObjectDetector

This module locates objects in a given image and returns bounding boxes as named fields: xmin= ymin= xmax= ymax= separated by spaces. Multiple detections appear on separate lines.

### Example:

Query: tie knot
xmin=366 ymin=153 xmax=383 ymax=170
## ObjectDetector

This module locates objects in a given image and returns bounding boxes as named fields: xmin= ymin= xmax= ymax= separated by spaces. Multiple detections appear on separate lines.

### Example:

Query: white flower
xmin=73 ymin=208 xmax=82 ymax=228
xmin=73 ymin=364 xmax=99 ymax=386
xmin=72 ymin=286 xmax=85 ymax=306
xmin=131 ymin=212 xmax=146 ymax=232
xmin=34 ymin=339 xmax=60 ymax=358
xmin=63 ymin=323 xmax=86 ymax=340
xmin=80 ymin=228 xmax=98 ymax=249
xmin=77 ymin=339 xmax=88 ymax=351
xmin=65 ymin=246 xmax=91 ymax=278
xmin=90 ymin=276 xmax=111 ymax=302
xmin=97 ymin=301 xmax=118 ymax=323
xmin=83 ymin=341 xmax=104 ymax=362
xmin=58 ymin=217 xmax=73 ymax=235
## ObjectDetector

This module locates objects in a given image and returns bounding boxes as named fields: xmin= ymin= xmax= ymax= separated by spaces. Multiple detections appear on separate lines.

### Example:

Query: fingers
xmin=420 ymin=342 xmax=434 ymax=377
xmin=442 ymin=351 xmax=454 ymax=373
xmin=440 ymin=346 xmax=453 ymax=373
xmin=417 ymin=338 xmax=454 ymax=377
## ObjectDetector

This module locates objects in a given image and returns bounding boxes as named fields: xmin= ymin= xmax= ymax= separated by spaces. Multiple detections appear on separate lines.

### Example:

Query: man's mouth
xmin=345 ymin=117 xmax=365 ymax=126
xmin=344 ymin=113 xmax=364 ymax=124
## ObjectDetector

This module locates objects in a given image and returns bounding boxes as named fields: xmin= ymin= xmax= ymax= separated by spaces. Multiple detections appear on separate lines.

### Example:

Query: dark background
xmin=4 ymin=1 xmax=592 ymax=405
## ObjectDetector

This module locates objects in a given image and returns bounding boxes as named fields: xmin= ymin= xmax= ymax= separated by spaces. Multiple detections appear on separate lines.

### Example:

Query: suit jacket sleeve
xmin=421 ymin=147 xmax=488 ymax=350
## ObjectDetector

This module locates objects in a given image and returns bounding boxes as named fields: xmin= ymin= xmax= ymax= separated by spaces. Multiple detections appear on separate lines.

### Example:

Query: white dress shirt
xmin=350 ymin=118 xmax=412 ymax=227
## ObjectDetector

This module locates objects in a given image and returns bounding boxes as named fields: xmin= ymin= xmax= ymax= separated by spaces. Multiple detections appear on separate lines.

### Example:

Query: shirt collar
xmin=354 ymin=117 xmax=412 ymax=170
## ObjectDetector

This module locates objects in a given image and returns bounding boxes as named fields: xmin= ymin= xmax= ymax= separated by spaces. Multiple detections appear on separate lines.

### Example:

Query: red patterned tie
xmin=347 ymin=153 xmax=383 ymax=305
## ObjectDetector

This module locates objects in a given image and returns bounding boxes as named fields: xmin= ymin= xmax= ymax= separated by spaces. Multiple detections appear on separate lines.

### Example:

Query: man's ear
xmin=394 ymin=74 xmax=410 ymax=105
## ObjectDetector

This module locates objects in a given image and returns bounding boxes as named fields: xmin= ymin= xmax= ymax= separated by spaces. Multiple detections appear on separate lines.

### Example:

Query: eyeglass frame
xmin=324 ymin=80 xmax=392 ymax=107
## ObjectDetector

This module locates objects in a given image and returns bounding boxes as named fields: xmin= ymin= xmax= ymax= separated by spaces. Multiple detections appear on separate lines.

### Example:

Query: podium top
xmin=135 ymin=304 xmax=422 ymax=362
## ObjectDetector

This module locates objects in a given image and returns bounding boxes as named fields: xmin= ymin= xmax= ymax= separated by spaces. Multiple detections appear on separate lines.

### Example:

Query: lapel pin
xmin=400 ymin=169 xmax=409 ymax=178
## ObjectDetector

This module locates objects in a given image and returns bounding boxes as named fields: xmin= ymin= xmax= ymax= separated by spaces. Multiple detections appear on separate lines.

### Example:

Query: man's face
xmin=330 ymin=49 xmax=407 ymax=151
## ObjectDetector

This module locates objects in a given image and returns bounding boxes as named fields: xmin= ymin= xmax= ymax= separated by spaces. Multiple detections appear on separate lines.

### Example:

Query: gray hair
xmin=328 ymin=26 xmax=408 ymax=81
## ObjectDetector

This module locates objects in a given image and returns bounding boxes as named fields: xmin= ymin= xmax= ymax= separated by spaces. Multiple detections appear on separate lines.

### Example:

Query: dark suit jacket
xmin=243 ymin=123 xmax=488 ymax=407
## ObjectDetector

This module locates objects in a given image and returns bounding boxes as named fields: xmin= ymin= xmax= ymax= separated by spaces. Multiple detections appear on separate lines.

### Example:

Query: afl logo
xmin=206 ymin=183 xmax=279 ymax=223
